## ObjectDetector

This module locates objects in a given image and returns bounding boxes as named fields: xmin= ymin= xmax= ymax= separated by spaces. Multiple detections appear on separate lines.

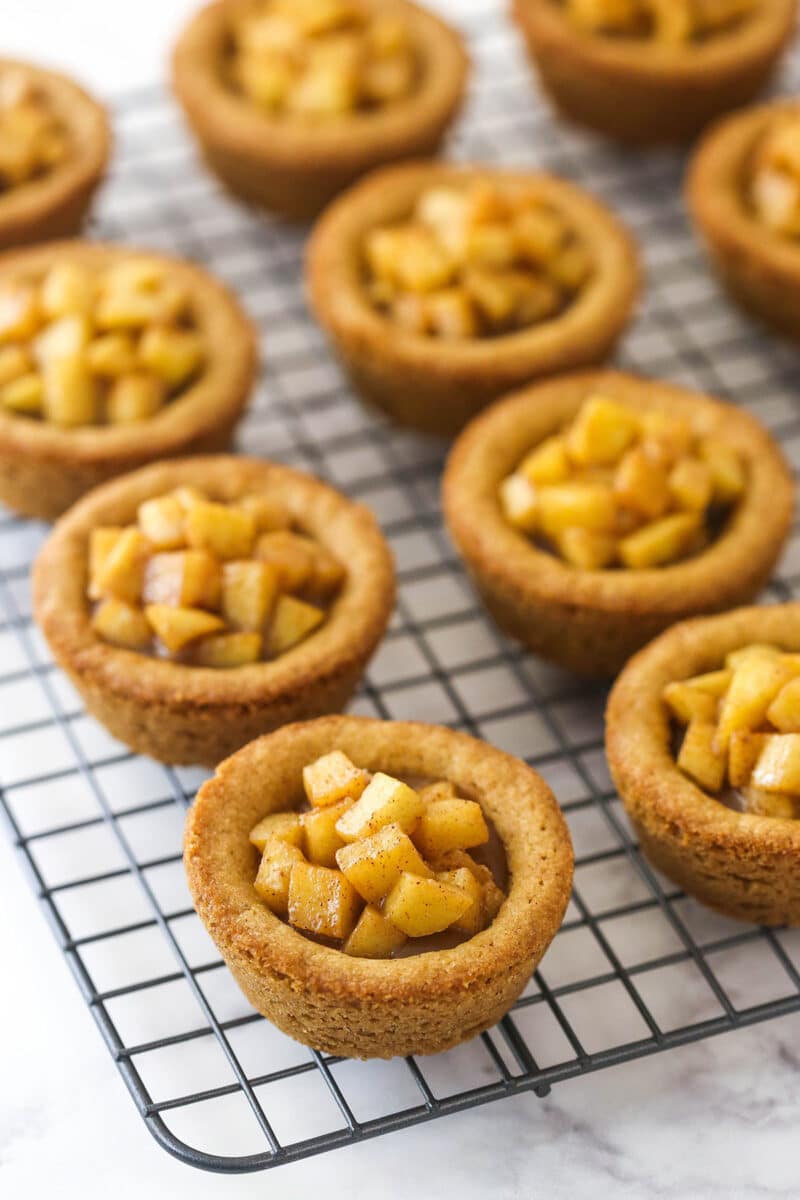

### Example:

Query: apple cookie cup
xmin=184 ymin=716 xmax=574 ymax=1059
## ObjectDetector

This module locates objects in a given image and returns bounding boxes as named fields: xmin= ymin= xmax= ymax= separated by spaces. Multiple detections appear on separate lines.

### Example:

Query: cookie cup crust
xmin=511 ymin=0 xmax=796 ymax=145
xmin=607 ymin=604 xmax=800 ymax=925
xmin=184 ymin=715 xmax=574 ymax=1059
xmin=33 ymin=457 xmax=395 ymax=766
xmin=307 ymin=162 xmax=640 ymax=437
xmin=0 ymin=242 xmax=257 ymax=520
xmin=443 ymin=370 xmax=793 ymax=678
xmin=0 ymin=59 xmax=111 ymax=249
xmin=171 ymin=0 xmax=468 ymax=223
xmin=687 ymin=101 xmax=800 ymax=341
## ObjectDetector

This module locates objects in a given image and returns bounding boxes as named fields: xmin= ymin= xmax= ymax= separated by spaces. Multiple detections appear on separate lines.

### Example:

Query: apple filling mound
xmin=562 ymin=0 xmax=755 ymax=43
xmin=249 ymin=751 xmax=506 ymax=957
xmin=665 ymin=644 xmax=800 ymax=818
xmin=0 ymin=68 xmax=69 ymax=194
xmin=88 ymin=486 xmax=344 ymax=666
xmin=226 ymin=0 xmax=417 ymax=119
xmin=499 ymin=394 xmax=745 ymax=570
xmin=750 ymin=112 xmax=800 ymax=238
xmin=363 ymin=181 xmax=592 ymax=339
xmin=0 ymin=257 xmax=206 ymax=426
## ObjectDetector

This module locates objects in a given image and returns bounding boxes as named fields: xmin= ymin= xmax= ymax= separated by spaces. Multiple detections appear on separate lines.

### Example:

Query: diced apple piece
xmin=107 ymin=373 xmax=164 ymax=424
xmin=335 ymin=773 xmax=424 ymax=843
xmin=343 ymin=905 xmax=407 ymax=958
xmin=550 ymin=243 xmax=592 ymax=291
xmin=499 ymin=474 xmax=538 ymax=532
xmin=40 ymin=262 xmax=93 ymax=318
xmin=668 ymin=457 xmax=713 ymax=512
xmin=766 ymin=676 xmax=800 ymax=732
xmin=639 ymin=411 xmax=693 ymax=465
xmin=741 ymin=786 xmax=800 ymax=819
xmin=752 ymin=734 xmax=800 ymax=794
xmin=91 ymin=598 xmax=152 ymax=650
xmin=716 ymin=655 xmax=796 ymax=752
xmin=435 ymin=866 xmax=485 ymax=935
xmin=1 ymin=371 xmax=43 ymax=414
xmin=0 ymin=344 xmax=32 ymax=387
xmin=614 ymin=448 xmax=670 ymax=519
xmin=145 ymin=604 xmax=225 ymax=653
xmin=34 ymin=315 xmax=90 ymax=366
xmin=383 ymin=872 xmax=472 ymax=938
xmin=254 ymin=530 xmax=316 ymax=592
xmin=677 ymin=721 xmax=725 ymax=792
xmin=566 ymin=396 xmax=639 ymax=466
xmin=662 ymin=681 xmax=718 ymax=725
xmin=86 ymin=332 xmax=138 ymax=376
xmin=94 ymin=527 xmax=149 ymax=604
xmin=172 ymin=485 xmax=206 ymax=512
xmin=417 ymin=780 xmax=457 ymax=803
xmin=682 ymin=669 xmax=732 ymax=697
xmin=266 ymin=595 xmax=325 ymax=656
xmin=512 ymin=205 xmax=565 ymax=266
xmin=89 ymin=527 xmax=124 ymax=599
xmin=139 ymin=325 xmax=204 ymax=387
xmin=42 ymin=353 xmax=97 ymax=426
xmin=726 ymin=643 xmax=782 ymax=669
xmin=238 ymin=492 xmax=292 ymax=533
xmin=0 ymin=284 xmax=39 ymax=343
xmin=698 ymin=439 xmax=746 ymax=504
xmin=255 ymin=839 xmax=305 ymax=915
xmin=557 ymin=527 xmax=617 ymax=570
xmin=287 ymin=862 xmax=362 ymax=940
xmin=249 ymin=812 xmax=303 ymax=852
xmin=143 ymin=550 xmax=221 ymax=610
xmin=137 ymin=495 xmax=186 ymax=551
xmin=519 ymin=436 xmax=570 ymax=486
xmin=186 ymin=500 xmax=255 ymax=560
xmin=728 ymin=730 xmax=768 ymax=789
xmin=618 ymin=512 xmax=701 ymax=569
xmin=221 ymin=560 xmax=279 ymax=631
xmin=306 ymin=545 xmax=345 ymax=604
xmin=302 ymin=799 xmax=352 ymax=868
xmin=538 ymin=483 xmax=617 ymax=536
xmin=336 ymin=822 xmax=431 ymax=904
xmin=414 ymin=798 xmax=490 ymax=858
xmin=302 ymin=750 xmax=370 ymax=808
xmin=191 ymin=631 xmax=262 ymax=668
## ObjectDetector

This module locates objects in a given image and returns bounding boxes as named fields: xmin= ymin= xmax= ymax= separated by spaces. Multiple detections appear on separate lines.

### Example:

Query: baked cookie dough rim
xmin=511 ymin=0 xmax=797 ymax=81
xmin=606 ymin=603 xmax=800 ymax=859
xmin=184 ymin=715 xmax=574 ymax=1003
xmin=442 ymin=369 xmax=794 ymax=617
xmin=0 ymin=58 xmax=111 ymax=242
xmin=307 ymin=161 xmax=640 ymax=385
xmin=33 ymin=455 xmax=395 ymax=709
xmin=171 ymin=0 xmax=469 ymax=170
xmin=0 ymin=241 xmax=257 ymax=463
xmin=686 ymin=100 xmax=800 ymax=283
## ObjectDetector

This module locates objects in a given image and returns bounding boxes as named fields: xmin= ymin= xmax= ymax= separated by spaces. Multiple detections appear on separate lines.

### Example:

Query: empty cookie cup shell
xmin=184 ymin=715 xmax=574 ymax=1059
xmin=606 ymin=603 xmax=800 ymax=925
xmin=443 ymin=369 xmax=793 ymax=677
xmin=32 ymin=457 xmax=395 ymax=766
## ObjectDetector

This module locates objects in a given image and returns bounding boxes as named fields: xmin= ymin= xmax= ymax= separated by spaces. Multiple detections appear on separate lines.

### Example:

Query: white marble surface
xmin=2 ymin=3 xmax=800 ymax=1197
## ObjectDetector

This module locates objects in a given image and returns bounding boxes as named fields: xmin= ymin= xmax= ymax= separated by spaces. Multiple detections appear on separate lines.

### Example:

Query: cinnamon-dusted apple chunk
xmin=184 ymin=716 xmax=573 ymax=1058
xmin=511 ymin=0 xmax=796 ymax=145
xmin=0 ymin=242 xmax=256 ymax=519
xmin=307 ymin=163 xmax=639 ymax=435
xmin=171 ymin=0 xmax=468 ymax=221
xmin=607 ymin=604 xmax=800 ymax=925
xmin=444 ymin=370 xmax=793 ymax=677
xmin=33 ymin=457 xmax=394 ymax=766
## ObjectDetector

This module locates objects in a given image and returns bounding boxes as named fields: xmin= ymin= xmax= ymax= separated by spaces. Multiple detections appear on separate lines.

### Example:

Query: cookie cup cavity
xmin=184 ymin=715 xmax=574 ymax=1059
xmin=33 ymin=457 xmax=395 ymax=766
xmin=607 ymin=604 xmax=800 ymax=925
xmin=307 ymin=162 xmax=639 ymax=437
xmin=511 ymin=0 xmax=796 ymax=145
xmin=443 ymin=370 xmax=793 ymax=677
xmin=0 ymin=59 xmax=111 ymax=249
xmin=0 ymin=242 xmax=257 ymax=520
xmin=171 ymin=0 xmax=468 ymax=222
xmin=687 ymin=100 xmax=800 ymax=341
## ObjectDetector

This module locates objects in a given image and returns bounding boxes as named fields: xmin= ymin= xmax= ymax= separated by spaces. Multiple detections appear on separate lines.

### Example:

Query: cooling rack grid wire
xmin=3 ymin=0 xmax=800 ymax=1175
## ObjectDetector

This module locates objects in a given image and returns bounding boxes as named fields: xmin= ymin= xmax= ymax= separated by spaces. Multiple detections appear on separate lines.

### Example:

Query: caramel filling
xmin=249 ymin=751 xmax=508 ymax=958
xmin=750 ymin=113 xmax=800 ymax=238
xmin=500 ymin=394 xmax=745 ymax=570
xmin=363 ymin=181 xmax=592 ymax=340
xmin=226 ymin=0 xmax=417 ymax=118
xmin=563 ymin=0 xmax=755 ymax=43
xmin=0 ymin=257 xmax=206 ymax=427
xmin=665 ymin=643 xmax=800 ymax=819
xmin=0 ymin=69 xmax=69 ymax=193
xmin=88 ymin=486 xmax=344 ymax=666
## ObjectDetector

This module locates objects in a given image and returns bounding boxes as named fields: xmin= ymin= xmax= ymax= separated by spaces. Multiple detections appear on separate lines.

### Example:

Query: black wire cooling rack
xmin=4 ymin=0 xmax=800 ymax=1175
